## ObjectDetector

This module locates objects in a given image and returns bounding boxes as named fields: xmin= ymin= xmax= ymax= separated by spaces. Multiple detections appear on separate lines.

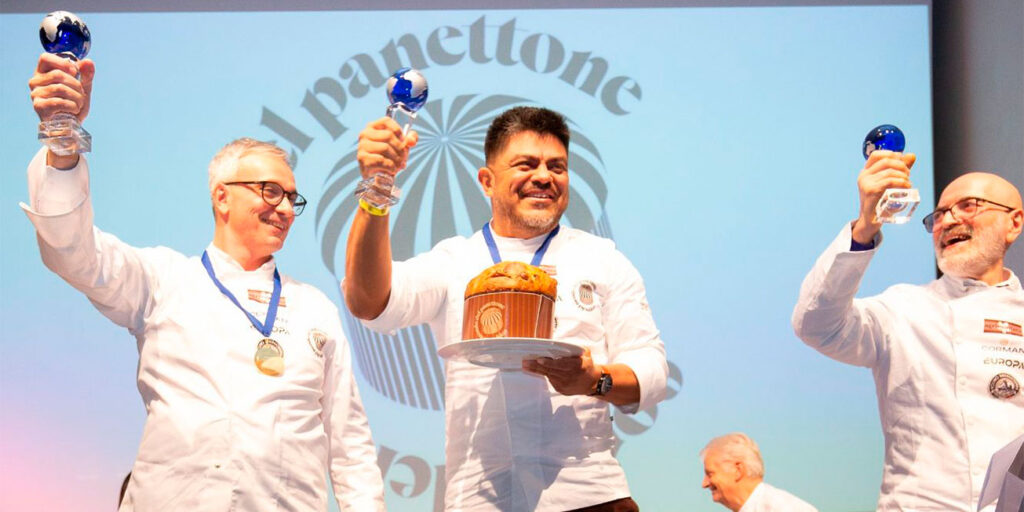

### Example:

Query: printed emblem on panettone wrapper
xmin=463 ymin=292 xmax=554 ymax=340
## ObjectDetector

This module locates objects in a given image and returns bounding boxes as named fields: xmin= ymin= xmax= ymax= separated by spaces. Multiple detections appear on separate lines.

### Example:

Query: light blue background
xmin=0 ymin=6 xmax=933 ymax=511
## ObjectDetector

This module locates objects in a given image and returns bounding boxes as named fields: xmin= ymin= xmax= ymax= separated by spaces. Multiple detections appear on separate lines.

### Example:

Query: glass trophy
xmin=862 ymin=124 xmax=919 ymax=224
xmin=356 ymin=68 xmax=429 ymax=211
xmin=38 ymin=11 xmax=92 ymax=156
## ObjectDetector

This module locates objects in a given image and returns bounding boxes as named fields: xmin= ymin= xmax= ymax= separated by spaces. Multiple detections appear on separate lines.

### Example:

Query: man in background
xmin=700 ymin=433 xmax=817 ymax=512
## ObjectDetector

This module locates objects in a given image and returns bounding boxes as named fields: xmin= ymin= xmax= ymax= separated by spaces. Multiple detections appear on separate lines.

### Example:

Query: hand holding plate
xmin=523 ymin=348 xmax=602 ymax=397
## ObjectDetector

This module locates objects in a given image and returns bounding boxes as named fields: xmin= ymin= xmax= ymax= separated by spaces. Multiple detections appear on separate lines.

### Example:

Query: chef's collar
xmin=940 ymin=269 xmax=1021 ymax=295
xmin=487 ymin=225 xmax=555 ymax=246
xmin=204 ymin=243 xmax=277 ymax=278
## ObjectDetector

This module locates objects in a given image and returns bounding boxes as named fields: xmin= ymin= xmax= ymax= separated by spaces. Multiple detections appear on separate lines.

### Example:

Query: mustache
xmin=940 ymin=224 xmax=972 ymax=240
xmin=520 ymin=185 xmax=558 ymax=197
xmin=938 ymin=224 xmax=972 ymax=250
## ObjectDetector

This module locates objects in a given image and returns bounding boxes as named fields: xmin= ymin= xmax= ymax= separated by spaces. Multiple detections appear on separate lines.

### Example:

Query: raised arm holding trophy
xmin=793 ymin=121 xmax=1024 ymax=510
xmin=22 ymin=13 xmax=386 ymax=509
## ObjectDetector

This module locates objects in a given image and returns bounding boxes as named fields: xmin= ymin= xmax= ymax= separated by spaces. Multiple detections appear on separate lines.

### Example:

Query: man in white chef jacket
xmin=23 ymin=53 xmax=385 ymax=511
xmin=792 ymin=148 xmax=1024 ymax=512
xmin=344 ymin=107 xmax=669 ymax=510
xmin=700 ymin=433 xmax=817 ymax=512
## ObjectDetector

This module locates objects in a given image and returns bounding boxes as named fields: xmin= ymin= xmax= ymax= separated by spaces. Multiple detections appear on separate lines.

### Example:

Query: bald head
xmin=939 ymin=172 xmax=1022 ymax=210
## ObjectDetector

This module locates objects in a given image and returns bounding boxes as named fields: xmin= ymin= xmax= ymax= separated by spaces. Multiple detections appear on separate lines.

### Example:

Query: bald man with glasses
xmin=792 ymin=149 xmax=1024 ymax=512
xmin=22 ymin=53 xmax=384 ymax=511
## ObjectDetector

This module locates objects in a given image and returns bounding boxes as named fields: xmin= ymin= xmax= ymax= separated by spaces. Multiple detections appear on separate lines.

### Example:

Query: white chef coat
xmin=361 ymin=225 xmax=668 ymax=511
xmin=21 ymin=149 xmax=384 ymax=512
xmin=738 ymin=482 xmax=818 ymax=512
xmin=792 ymin=223 xmax=1024 ymax=512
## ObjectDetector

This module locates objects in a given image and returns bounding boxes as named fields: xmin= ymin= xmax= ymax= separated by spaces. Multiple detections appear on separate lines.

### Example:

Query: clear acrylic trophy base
xmin=386 ymin=103 xmax=418 ymax=136
xmin=875 ymin=188 xmax=920 ymax=224
xmin=361 ymin=102 xmax=417 ymax=208
xmin=39 ymin=113 xmax=91 ymax=156
xmin=356 ymin=172 xmax=401 ymax=210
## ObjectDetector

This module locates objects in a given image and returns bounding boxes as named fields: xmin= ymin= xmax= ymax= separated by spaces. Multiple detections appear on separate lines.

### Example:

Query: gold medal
xmin=202 ymin=251 xmax=286 ymax=378
xmin=254 ymin=338 xmax=285 ymax=377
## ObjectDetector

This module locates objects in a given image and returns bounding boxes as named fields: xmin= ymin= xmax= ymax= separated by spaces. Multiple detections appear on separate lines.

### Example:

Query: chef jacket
xmin=792 ymin=223 xmax=1024 ymax=511
xmin=362 ymin=225 xmax=668 ymax=511
xmin=22 ymin=148 xmax=384 ymax=511
xmin=738 ymin=482 xmax=818 ymax=512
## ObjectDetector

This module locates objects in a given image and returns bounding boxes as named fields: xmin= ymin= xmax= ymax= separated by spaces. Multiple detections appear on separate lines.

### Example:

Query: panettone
xmin=461 ymin=261 xmax=557 ymax=340
xmin=464 ymin=261 xmax=557 ymax=299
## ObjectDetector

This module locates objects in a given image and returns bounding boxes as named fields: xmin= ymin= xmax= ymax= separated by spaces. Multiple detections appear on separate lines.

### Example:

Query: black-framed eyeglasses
xmin=922 ymin=196 xmax=1016 ymax=233
xmin=223 ymin=181 xmax=306 ymax=216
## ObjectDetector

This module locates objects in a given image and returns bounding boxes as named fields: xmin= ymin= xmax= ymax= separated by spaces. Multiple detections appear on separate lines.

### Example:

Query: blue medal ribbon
xmin=201 ymin=250 xmax=281 ymax=337
xmin=482 ymin=222 xmax=560 ymax=266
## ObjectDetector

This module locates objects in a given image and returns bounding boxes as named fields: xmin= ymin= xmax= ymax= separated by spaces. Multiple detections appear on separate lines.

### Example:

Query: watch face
xmin=598 ymin=373 xmax=612 ymax=395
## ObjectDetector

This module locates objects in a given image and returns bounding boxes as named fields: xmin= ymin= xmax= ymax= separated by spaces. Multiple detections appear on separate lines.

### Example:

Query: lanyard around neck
xmin=482 ymin=222 xmax=560 ymax=266
xmin=201 ymin=251 xmax=282 ymax=337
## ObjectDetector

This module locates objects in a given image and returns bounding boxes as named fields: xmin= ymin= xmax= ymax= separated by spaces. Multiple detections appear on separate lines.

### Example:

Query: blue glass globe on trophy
xmin=862 ymin=124 xmax=905 ymax=159
xmin=356 ymin=68 xmax=429 ymax=212
xmin=386 ymin=67 xmax=429 ymax=135
xmin=39 ymin=10 xmax=91 ymax=59
xmin=38 ymin=11 xmax=92 ymax=155
xmin=863 ymin=124 xmax=918 ymax=224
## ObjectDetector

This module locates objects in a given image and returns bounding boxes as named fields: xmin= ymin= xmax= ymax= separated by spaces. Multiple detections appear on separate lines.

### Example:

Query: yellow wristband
xmin=359 ymin=198 xmax=389 ymax=216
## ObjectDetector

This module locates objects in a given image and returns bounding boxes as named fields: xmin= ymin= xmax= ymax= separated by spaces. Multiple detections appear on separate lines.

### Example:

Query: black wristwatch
xmin=590 ymin=371 xmax=613 ymax=397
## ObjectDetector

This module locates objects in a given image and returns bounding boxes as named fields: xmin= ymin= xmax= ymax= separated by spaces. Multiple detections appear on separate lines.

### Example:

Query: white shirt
xmin=361 ymin=226 xmax=668 ymax=511
xmin=792 ymin=223 xmax=1024 ymax=512
xmin=738 ymin=482 xmax=818 ymax=512
xmin=21 ymin=149 xmax=384 ymax=512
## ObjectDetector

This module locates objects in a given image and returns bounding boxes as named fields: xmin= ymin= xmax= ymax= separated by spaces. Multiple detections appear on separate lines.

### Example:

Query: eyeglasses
xmin=223 ymin=181 xmax=306 ymax=216
xmin=922 ymin=196 xmax=1015 ymax=233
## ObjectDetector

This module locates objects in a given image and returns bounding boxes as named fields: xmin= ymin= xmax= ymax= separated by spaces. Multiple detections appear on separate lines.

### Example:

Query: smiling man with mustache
xmin=792 ymin=149 xmax=1023 ymax=512
xmin=23 ymin=53 xmax=385 ymax=511
xmin=345 ymin=106 xmax=668 ymax=511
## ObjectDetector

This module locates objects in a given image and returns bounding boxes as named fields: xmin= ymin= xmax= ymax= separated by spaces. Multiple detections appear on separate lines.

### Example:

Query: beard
xmin=515 ymin=210 xmax=559 ymax=232
xmin=935 ymin=223 xmax=1006 ymax=279
xmin=496 ymin=200 xmax=561 ymax=235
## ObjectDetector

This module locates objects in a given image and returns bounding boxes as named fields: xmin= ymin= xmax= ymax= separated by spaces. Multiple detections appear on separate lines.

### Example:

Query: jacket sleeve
xmin=791 ymin=222 xmax=891 ymax=368
xmin=358 ymin=239 xmax=455 ymax=334
xmin=602 ymin=246 xmax=669 ymax=414
xmin=322 ymin=305 xmax=386 ymax=511
xmin=20 ymin=148 xmax=166 ymax=335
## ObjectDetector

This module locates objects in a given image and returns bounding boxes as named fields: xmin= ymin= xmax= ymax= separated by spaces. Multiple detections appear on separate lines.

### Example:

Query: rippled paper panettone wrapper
xmin=462 ymin=262 xmax=556 ymax=340
xmin=462 ymin=291 xmax=554 ymax=340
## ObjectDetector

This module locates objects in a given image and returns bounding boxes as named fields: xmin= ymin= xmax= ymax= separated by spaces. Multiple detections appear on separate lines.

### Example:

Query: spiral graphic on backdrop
xmin=316 ymin=94 xmax=614 ymax=410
